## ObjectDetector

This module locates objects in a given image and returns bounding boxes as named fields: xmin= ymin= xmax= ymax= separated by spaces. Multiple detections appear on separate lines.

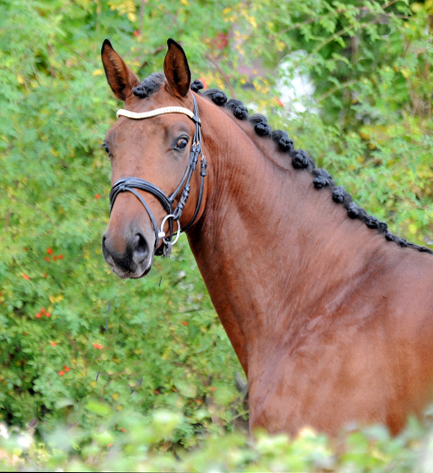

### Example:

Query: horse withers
xmin=101 ymin=38 xmax=433 ymax=436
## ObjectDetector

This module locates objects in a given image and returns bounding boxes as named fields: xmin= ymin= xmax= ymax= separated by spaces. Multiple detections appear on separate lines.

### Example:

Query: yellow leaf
xmin=223 ymin=7 xmax=231 ymax=14
xmin=127 ymin=12 xmax=136 ymax=22
xmin=17 ymin=75 xmax=25 ymax=85
xmin=112 ymin=392 xmax=119 ymax=401
xmin=181 ymin=0 xmax=189 ymax=4
xmin=92 ymin=69 xmax=104 ymax=76
xmin=409 ymin=223 xmax=418 ymax=235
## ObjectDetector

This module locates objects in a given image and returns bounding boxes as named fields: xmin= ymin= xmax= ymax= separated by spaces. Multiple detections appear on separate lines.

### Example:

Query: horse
xmin=100 ymin=38 xmax=433 ymax=436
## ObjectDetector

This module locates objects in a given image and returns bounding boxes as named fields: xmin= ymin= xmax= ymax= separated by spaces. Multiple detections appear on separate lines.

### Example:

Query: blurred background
xmin=1 ymin=0 xmax=433 ymax=469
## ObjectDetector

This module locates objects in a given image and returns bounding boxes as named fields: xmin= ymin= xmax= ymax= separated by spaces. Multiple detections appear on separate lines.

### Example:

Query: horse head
xmin=101 ymin=39 xmax=205 ymax=278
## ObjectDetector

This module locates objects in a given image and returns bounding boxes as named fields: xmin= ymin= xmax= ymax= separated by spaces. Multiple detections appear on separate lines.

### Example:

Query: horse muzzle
xmin=102 ymin=230 xmax=155 ymax=279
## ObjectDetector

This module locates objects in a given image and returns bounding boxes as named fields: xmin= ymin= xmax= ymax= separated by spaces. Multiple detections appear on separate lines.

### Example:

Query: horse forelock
xmin=195 ymin=81 xmax=433 ymax=256
xmin=132 ymin=72 xmax=165 ymax=98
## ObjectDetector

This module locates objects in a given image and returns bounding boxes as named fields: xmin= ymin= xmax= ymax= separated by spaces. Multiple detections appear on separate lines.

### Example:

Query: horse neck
xmin=187 ymin=97 xmax=385 ymax=375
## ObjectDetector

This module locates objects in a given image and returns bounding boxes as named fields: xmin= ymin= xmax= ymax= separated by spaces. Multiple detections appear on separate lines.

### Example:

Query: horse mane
xmin=198 ymin=82 xmax=433 ymax=255
xmin=135 ymin=75 xmax=432 ymax=255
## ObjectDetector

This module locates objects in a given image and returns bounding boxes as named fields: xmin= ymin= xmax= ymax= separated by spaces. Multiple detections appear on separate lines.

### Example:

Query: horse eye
xmin=176 ymin=138 xmax=188 ymax=150
xmin=101 ymin=142 xmax=110 ymax=154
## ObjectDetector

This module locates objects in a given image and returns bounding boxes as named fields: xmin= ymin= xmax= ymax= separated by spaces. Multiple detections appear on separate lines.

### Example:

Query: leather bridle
xmin=109 ymin=94 xmax=207 ymax=257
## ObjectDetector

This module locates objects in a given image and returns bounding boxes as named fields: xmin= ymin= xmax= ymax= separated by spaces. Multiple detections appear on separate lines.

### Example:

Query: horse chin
xmin=136 ymin=264 xmax=152 ymax=278
xmin=111 ymin=259 xmax=153 ymax=279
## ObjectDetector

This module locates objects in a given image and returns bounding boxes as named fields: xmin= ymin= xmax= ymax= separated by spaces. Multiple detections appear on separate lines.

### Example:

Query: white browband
xmin=116 ymin=106 xmax=199 ymax=122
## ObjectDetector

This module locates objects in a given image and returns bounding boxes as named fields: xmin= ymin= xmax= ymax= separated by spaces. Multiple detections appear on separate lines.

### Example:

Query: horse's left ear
xmin=163 ymin=39 xmax=191 ymax=98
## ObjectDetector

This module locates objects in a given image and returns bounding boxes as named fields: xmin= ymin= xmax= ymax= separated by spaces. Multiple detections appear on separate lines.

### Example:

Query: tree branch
xmin=205 ymin=53 xmax=236 ymax=98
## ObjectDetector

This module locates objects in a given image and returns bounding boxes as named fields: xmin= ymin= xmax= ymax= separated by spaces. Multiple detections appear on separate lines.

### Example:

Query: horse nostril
xmin=132 ymin=233 xmax=149 ymax=265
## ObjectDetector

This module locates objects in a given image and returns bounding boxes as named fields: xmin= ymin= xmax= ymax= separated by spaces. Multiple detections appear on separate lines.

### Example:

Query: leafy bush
xmin=1 ymin=0 xmax=433 ymax=469
xmin=0 ymin=0 xmax=245 ymax=441
xmin=0 ymin=411 xmax=431 ymax=471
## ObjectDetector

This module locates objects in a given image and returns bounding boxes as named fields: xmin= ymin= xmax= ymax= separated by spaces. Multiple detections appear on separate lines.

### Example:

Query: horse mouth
xmin=111 ymin=265 xmax=152 ymax=279
xmin=109 ymin=258 xmax=153 ymax=279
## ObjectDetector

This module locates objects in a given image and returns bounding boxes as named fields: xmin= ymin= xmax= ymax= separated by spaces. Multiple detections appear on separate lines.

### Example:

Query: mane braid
xmin=133 ymin=72 xmax=165 ymax=98
xmin=195 ymin=81 xmax=433 ymax=255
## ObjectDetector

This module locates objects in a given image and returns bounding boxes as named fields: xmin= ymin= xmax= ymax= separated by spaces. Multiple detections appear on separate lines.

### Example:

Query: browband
xmin=116 ymin=106 xmax=200 ymax=123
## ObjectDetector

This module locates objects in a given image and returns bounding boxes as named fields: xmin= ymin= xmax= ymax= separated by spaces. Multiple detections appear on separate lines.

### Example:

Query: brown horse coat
xmin=101 ymin=39 xmax=433 ymax=435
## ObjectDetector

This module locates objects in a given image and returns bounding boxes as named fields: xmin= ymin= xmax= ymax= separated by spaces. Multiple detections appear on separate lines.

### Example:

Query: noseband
xmin=109 ymin=94 xmax=207 ymax=257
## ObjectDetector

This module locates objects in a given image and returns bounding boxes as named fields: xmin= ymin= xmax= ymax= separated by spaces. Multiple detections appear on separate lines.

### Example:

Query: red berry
xmin=63 ymin=365 xmax=70 ymax=372
xmin=58 ymin=370 xmax=65 ymax=376
xmin=50 ymin=342 xmax=56 ymax=347
xmin=181 ymin=321 xmax=188 ymax=326
xmin=58 ymin=255 xmax=64 ymax=259
xmin=45 ymin=312 xmax=51 ymax=318
xmin=93 ymin=343 xmax=103 ymax=350
xmin=133 ymin=30 xmax=139 ymax=37
xmin=44 ymin=257 xmax=50 ymax=262
xmin=94 ymin=194 xmax=101 ymax=199
xmin=35 ymin=313 xmax=42 ymax=318
xmin=47 ymin=248 xmax=53 ymax=255
xmin=22 ymin=274 xmax=30 ymax=281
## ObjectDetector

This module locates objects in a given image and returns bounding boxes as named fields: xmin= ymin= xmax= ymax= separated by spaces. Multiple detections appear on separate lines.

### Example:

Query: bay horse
xmin=100 ymin=38 xmax=433 ymax=436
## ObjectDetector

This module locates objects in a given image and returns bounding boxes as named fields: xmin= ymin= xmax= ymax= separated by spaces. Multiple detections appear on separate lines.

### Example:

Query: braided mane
xmin=196 ymin=82 xmax=432 ymax=255
xmin=134 ymin=77 xmax=432 ymax=255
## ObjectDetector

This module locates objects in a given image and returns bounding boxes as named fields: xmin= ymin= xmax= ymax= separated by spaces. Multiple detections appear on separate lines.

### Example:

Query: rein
xmin=109 ymin=94 xmax=207 ymax=257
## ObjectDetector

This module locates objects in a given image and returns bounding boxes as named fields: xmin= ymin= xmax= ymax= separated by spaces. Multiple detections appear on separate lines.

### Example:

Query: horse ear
xmin=101 ymin=39 xmax=140 ymax=101
xmin=163 ymin=39 xmax=191 ymax=98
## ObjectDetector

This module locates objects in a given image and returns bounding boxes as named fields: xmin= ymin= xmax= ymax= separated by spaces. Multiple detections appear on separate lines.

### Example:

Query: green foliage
xmin=1 ymin=0 xmax=433 ymax=469
xmin=0 ymin=0 xmax=244 ymax=442
xmin=0 ymin=413 xmax=431 ymax=471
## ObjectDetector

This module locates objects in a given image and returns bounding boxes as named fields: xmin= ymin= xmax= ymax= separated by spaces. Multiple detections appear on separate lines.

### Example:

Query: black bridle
xmin=109 ymin=94 xmax=207 ymax=257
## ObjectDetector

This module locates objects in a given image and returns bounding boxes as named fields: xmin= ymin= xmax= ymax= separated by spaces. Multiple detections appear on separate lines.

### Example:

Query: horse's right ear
xmin=101 ymin=39 xmax=140 ymax=101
